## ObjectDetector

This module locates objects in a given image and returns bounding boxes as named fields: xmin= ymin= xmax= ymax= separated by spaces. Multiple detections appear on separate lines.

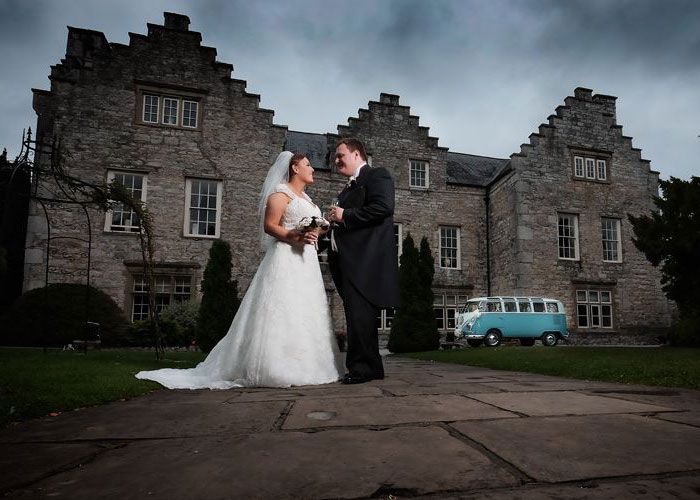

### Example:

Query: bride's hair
xmin=288 ymin=153 xmax=307 ymax=179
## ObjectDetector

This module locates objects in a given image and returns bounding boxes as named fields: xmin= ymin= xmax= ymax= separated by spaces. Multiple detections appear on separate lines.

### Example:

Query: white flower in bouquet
xmin=296 ymin=216 xmax=330 ymax=249
xmin=296 ymin=216 xmax=330 ymax=233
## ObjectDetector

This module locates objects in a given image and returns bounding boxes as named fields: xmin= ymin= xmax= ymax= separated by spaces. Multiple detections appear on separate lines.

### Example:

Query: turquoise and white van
xmin=454 ymin=296 xmax=569 ymax=347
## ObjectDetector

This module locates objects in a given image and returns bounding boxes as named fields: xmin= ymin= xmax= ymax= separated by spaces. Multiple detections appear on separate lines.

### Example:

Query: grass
xmin=401 ymin=346 xmax=700 ymax=390
xmin=0 ymin=348 xmax=205 ymax=426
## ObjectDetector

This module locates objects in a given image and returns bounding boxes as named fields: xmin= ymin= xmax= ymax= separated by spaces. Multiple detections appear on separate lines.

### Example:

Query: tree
xmin=629 ymin=176 xmax=700 ymax=346
xmin=388 ymin=233 xmax=439 ymax=353
xmin=196 ymin=240 xmax=240 ymax=352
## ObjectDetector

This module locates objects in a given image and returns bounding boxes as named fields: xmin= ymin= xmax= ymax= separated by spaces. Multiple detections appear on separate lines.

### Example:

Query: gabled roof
xmin=284 ymin=131 xmax=330 ymax=171
xmin=447 ymin=152 xmax=510 ymax=187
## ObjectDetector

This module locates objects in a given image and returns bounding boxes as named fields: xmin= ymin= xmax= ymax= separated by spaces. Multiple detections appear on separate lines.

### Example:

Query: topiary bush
xmin=388 ymin=234 xmax=440 ymax=353
xmin=1 ymin=284 xmax=128 ymax=347
xmin=196 ymin=240 xmax=240 ymax=352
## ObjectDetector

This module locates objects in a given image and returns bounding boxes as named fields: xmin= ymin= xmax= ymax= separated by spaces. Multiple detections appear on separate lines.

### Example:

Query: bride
xmin=136 ymin=151 xmax=343 ymax=389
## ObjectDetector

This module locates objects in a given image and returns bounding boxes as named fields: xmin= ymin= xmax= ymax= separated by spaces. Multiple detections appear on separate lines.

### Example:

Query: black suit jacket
xmin=327 ymin=165 xmax=400 ymax=308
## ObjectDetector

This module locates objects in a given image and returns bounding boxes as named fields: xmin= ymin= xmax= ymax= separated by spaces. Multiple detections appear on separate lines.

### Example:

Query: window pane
xmin=439 ymin=226 xmax=459 ymax=268
xmin=183 ymin=100 xmax=198 ymax=128
xmin=188 ymin=179 xmax=219 ymax=236
xmin=434 ymin=308 xmax=445 ymax=330
xmin=576 ymin=290 xmax=587 ymax=302
xmin=504 ymin=301 xmax=517 ymax=312
xmin=601 ymin=305 xmax=613 ymax=328
xmin=109 ymin=173 xmax=145 ymax=232
xmin=518 ymin=301 xmax=531 ymax=312
xmin=162 ymin=97 xmax=179 ymax=125
xmin=602 ymin=218 xmax=620 ymax=262
xmin=574 ymin=156 xmax=584 ymax=177
xmin=577 ymin=304 xmax=589 ymax=327
xmin=597 ymin=159 xmax=607 ymax=180
xmin=589 ymin=291 xmax=600 ymax=303
xmin=446 ymin=309 xmax=456 ymax=329
xmin=410 ymin=160 xmax=428 ymax=188
xmin=590 ymin=304 xmax=601 ymax=327
xmin=558 ymin=214 xmax=578 ymax=259
xmin=533 ymin=302 xmax=545 ymax=312
xmin=585 ymin=158 xmax=595 ymax=178
xmin=600 ymin=291 xmax=611 ymax=303
xmin=546 ymin=302 xmax=559 ymax=313
xmin=143 ymin=95 xmax=159 ymax=123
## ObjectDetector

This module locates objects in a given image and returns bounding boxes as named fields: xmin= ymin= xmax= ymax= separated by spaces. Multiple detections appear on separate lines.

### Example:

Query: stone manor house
xmin=23 ymin=13 xmax=672 ymax=343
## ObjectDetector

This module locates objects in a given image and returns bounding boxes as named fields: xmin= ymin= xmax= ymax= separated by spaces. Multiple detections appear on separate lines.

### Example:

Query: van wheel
xmin=541 ymin=332 xmax=558 ymax=347
xmin=519 ymin=338 xmax=535 ymax=347
xmin=484 ymin=329 xmax=501 ymax=347
xmin=467 ymin=339 xmax=483 ymax=348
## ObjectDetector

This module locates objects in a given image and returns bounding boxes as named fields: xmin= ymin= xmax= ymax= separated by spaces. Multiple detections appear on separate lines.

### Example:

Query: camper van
xmin=454 ymin=296 xmax=568 ymax=347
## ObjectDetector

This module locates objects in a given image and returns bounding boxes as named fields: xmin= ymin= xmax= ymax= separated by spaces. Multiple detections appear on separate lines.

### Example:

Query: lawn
xmin=0 ymin=348 xmax=205 ymax=426
xmin=402 ymin=346 xmax=700 ymax=390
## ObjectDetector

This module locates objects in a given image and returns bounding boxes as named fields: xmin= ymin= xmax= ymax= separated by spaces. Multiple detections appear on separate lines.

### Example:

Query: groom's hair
xmin=336 ymin=138 xmax=367 ymax=161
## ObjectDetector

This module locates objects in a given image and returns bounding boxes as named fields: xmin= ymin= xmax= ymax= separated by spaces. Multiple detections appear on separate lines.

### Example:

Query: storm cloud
xmin=1 ymin=0 xmax=698 ymax=179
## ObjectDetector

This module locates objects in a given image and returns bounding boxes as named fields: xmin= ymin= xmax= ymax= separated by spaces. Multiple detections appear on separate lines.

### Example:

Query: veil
xmin=258 ymin=151 xmax=293 ymax=250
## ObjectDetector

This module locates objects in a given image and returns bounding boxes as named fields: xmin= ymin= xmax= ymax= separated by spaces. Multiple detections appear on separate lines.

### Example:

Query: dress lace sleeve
xmin=273 ymin=183 xmax=295 ymax=199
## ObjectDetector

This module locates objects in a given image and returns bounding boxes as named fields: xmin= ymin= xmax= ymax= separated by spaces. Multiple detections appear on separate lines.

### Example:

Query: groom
xmin=327 ymin=138 xmax=400 ymax=384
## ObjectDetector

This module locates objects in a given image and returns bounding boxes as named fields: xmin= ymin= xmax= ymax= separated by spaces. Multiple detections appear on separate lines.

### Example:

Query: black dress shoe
xmin=341 ymin=373 xmax=371 ymax=384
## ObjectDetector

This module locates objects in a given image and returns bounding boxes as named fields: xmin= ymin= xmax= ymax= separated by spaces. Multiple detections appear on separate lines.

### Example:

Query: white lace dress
xmin=136 ymin=184 xmax=343 ymax=389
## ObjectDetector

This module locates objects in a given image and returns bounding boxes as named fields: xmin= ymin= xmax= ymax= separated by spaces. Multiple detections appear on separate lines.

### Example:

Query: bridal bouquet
xmin=296 ymin=216 xmax=330 ymax=249
xmin=296 ymin=216 xmax=330 ymax=234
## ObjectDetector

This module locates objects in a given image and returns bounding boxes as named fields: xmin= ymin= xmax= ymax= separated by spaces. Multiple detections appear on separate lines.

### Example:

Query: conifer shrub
xmin=196 ymin=240 xmax=240 ymax=352
xmin=388 ymin=234 xmax=440 ymax=353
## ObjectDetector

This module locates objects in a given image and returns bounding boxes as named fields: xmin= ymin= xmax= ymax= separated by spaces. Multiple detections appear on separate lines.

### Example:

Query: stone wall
xmin=501 ymin=87 xmax=673 ymax=334
xmin=24 ymin=13 xmax=673 ymax=343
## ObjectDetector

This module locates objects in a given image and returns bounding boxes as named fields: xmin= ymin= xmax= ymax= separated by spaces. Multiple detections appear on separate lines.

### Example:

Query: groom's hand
xmin=329 ymin=206 xmax=344 ymax=223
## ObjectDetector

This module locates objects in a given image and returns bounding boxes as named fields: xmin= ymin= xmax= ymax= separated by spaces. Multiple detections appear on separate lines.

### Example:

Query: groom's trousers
xmin=341 ymin=274 xmax=384 ymax=380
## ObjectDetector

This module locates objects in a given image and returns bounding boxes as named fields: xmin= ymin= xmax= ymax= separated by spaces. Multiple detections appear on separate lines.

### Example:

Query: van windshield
xmin=464 ymin=302 xmax=482 ymax=313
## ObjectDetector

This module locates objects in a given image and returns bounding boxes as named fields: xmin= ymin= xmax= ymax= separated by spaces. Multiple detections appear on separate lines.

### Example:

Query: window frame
xmin=601 ymin=217 xmax=623 ymax=263
xmin=409 ymin=159 xmax=429 ymax=189
xmin=574 ymin=156 xmax=584 ymax=178
xmin=438 ymin=226 xmax=461 ymax=269
xmin=142 ymin=94 xmax=159 ymax=124
xmin=394 ymin=223 xmax=403 ymax=263
xmin=104 ymin=170 xmax=148 ymax=233
xmin=557 ymin=213 xmax=580 ymax=261
xmin=129 ymin=273 xmax=194 ymax=323
xmin=596 ymin=159 xmax=607 ymax=181
xmin=184 ymin=178 xmax=223 ymax=239
xmin=576 ymin=288 xmax=614 ymax=330
xmin=182 ymin=99 xmax=199 ymax=128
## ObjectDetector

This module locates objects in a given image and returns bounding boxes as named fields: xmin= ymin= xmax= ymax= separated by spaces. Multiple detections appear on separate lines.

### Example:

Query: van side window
xmin=546 ymin=302 xmax=559 ymax=313
xmin=518 ymin=301 xmax=531 ymax=312
xmin=532 ymin=302 xmax=545 ymax=312
xmin=487 ymin=301 xmax=502 ymax=312
xmin=504 ymin=301 xmax=517 ymax=312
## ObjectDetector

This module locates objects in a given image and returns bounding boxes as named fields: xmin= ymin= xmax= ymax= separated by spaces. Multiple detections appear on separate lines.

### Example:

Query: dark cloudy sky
xmin=1 ymin=0 xmax=698 ymax=179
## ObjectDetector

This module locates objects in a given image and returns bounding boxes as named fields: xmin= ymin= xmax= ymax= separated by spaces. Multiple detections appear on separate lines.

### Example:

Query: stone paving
xmin=1 ymin=357 xmax=700 ymax=499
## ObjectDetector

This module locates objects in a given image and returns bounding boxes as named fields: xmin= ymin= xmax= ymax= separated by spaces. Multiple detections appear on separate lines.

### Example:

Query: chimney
xmin=164 ymin=12 xmax=190 ymax=31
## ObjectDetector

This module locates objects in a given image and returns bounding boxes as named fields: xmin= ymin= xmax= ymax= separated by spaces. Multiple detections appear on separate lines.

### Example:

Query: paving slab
xmin=414 ymin=474 xmax=700 ymax=499
xmin=0 ymin=398 xmax=287 ymax=442
xmin=222 ymin=384 xmax=382 ymax=402
xmin=382 ymin=382 xmax=503 ymax=396
xmin=654 ymin=411 xmax=700 ymax=427
xmin=451 ymin=414 xmax=700 ymax=482
xmin=481 ymin=380 xmax=623 ymax=392
xmin=0 ymin=442 xmax=111 ymax=492
xmin=283 ymin=394 xmax=519 ymax=429
xmin=467 ymin=391 xmax=675 ymax=417
xmin=6 ymin=426 xmax=521 ymax=499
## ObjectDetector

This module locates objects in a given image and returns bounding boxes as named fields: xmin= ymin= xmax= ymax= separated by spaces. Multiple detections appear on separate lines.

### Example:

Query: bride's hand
xmin=287 ymin=229 xmax=308 ymax=247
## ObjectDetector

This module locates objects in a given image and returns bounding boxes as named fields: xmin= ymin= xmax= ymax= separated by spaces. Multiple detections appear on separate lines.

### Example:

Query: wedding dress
xmin=135 ymin=182 xmax=343 ymax=389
